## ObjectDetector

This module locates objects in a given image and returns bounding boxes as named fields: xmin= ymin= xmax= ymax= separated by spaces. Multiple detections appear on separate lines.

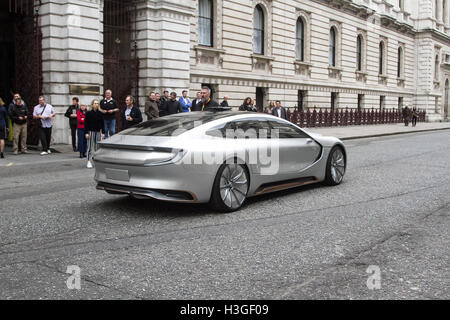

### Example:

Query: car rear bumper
xmin=94 ymin=160 xmax=217 ymax=203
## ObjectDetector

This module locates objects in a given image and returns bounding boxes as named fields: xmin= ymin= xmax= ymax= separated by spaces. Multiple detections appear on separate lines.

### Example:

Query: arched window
xmin=296 ymin=18 xmax=305 ymax=61
xmin=329 ymin=27 xmax=336 ymax=66
xmin=379 ymin=41 xmax=385 ymax=75
xmin=198 ymin=0 xmax=213 ymax=46
xmin=397 ymin=47 xmax=403 ymax=78
xmin=253 ymin=5 xmax=264 ymax=55
xmin=356 ymin=35 xmax=363 ymax=71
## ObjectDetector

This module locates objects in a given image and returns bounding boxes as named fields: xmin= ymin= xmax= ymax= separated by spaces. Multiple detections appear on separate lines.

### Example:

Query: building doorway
xmin=0 ymin=0 xmax=42 ymax=145
xmin=103 ymin=0 xmax=139 ymax=132
xmin=256 ymin=87 xmax=266 ymax=112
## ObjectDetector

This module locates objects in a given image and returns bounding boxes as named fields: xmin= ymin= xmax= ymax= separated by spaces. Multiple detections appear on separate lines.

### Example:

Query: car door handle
xmin=306 ymin=139 xmax=313 ymax=144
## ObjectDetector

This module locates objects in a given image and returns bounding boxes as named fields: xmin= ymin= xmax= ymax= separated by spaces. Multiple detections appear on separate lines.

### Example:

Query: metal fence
xmin=279 ymin=108 xmax=426 ymax=128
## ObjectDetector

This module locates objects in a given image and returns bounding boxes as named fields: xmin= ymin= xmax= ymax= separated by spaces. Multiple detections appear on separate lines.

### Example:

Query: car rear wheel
xmin=210 ymin=163 xmax=249 ymax=213
xmin=324 ymin=146 xmax=346 ymax=186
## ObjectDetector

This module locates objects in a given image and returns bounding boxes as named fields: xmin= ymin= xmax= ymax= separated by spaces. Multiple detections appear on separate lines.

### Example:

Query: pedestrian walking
xmin=179 ymin=90 xmax=192 ymax=112
xmin=122 ymin=96 xmax=143 ymax=130
xmin=77 ymin=104 xmax=88 ymax=158
xmin=272 ymin=100 xmax=288 ymax=120
xmin=165 ymin=92 xmax=182 ymax=115
xmin=85 ymin=99 xmax=104 ymax=169
xmin=33 ymin=96 xmax=56 ymax=156
xmin=100 ymin=89 xmax=119 ymax=138
xmin=402 ymin=106 xmax=410 ymax=127
xmin=0 ymin=98 xmax=7 ymax=159
xmin=64 ymin=97 xmax=80 ymax=152
xmin=144 ymin=92 xmax=159 ymax=120
xmin=10 ymin=96 xmax=28 ymax=155
xmin=411 ymin=106 xmax=419 ymax=127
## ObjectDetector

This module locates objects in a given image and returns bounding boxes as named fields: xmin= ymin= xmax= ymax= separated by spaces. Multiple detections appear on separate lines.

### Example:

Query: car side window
xmin=206 ymin=120 xmax=272 ymax=139
xmin=269 ymin=120 xmax=310 ymax=139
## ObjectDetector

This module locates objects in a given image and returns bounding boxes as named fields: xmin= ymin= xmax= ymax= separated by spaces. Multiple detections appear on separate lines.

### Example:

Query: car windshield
xmin=119 ymin=112 xmax=234 ymax=137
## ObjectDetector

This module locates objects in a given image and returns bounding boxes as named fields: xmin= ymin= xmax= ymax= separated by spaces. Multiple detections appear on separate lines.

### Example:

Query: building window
xmin=329 ymin=27 xmax=336 ymax=67
xmin=398 ymin=97 xmax=404 ymax=110
xmin=397 ymin=46 xmax=403 ymax=78
xmin=253 ymin=5 xmax=264 ymax=55
xmin=296 ymin=18 xmax=305 ymax=61
xmin=356 ymin=35 xmax=363 ymax=71
xmin=380 ymin=96 xmax=386 ymax=109
xmin=198 ymin=0 xmax=213 ymax=46
xmin=399 ymin=0 xmax=404 ymax=10
xmin=358 ymin=94 xmax=364 ymax=110
xmin=379 ymin=41 xmax=385 ymax=75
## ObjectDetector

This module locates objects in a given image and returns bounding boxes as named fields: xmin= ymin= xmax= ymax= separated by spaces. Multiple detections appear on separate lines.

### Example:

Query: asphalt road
xmin=0 ymin=130 xmax=449 ymax=300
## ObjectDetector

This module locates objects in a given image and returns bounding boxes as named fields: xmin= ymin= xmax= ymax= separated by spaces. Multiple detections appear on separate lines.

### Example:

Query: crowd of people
xmin=0 ymin=86 xmax=291 ymax=164
xmin=402 ymin=105 xmax=420 ymax=127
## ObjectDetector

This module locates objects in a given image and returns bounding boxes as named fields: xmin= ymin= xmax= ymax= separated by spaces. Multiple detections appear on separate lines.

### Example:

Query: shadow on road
xmin=97 ymin=182 xmax=330 ymax=219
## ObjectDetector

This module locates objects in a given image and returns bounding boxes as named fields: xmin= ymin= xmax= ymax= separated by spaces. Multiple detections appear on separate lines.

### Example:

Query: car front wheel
xmin=210 ymin=163 xmax=249 ymax=213
xmin=324 ymin=146 xmax=346 ymax=186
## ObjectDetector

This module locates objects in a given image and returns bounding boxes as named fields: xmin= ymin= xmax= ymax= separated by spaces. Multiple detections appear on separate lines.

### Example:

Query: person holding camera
xmin=33 ymin=96 xmax=56 ymax=156
xmin=10 ymin=97 xmax=29 ymax=155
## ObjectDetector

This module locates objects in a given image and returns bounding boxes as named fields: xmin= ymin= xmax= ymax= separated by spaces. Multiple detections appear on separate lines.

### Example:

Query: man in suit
xmin=122 ymin=96 xmax=143 ymax=130
xmin=272 ymin=100 xmax=288 ymax=120
xmin=192 ymin=87 xmax=219 ymax=111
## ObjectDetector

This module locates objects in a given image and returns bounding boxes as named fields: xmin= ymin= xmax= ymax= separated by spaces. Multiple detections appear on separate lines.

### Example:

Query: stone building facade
xmin=1 ymin=0 xmax=449 ymax=144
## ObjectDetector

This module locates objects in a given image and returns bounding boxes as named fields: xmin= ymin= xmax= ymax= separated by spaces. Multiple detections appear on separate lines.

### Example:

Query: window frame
xmin=329 ymin=27 xmax=336 ymax=67
xmin=296 ymin=17 xmax=305 ymax=61
xmin=253 ymin=5 xmax=265 ymax=55
xmin=198 ymin=0 xmax=214 ymax=47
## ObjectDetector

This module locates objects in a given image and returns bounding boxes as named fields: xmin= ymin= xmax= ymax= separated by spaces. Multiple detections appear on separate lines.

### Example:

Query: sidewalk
xmin=306 ymin=122 xmax=450 ymax=140
xmin=2 ymin=122 xmax=449 ymax=160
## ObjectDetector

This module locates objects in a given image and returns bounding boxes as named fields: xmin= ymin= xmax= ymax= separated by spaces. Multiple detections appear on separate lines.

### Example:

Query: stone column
xmin=437 ymin=0 xmax=444 ymax=22
xmin=444 ymin=0 xmax=449 ymax=24
xmin=40 ymin=0 xmax=103 ymax=144
xmin=136 ymin=0 xmax=195 ymax=105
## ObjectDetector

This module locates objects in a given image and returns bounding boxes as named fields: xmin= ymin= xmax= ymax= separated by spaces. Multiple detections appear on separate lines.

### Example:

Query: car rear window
xmin=119 ymin=112 xmax=233 ymax=137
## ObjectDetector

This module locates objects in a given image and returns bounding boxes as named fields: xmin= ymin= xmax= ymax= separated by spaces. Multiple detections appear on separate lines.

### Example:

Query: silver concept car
xmin=94 ymin=112 xmax=346 ymax=212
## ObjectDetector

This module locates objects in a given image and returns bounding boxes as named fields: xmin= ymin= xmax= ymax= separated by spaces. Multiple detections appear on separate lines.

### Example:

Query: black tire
xmin=323 ymin=146 xmax=346 ymax=186
xmin=210 ymin=162 xmax=249 ymax=213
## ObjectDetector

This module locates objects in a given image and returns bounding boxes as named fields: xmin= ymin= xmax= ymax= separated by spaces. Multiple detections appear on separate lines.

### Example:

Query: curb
xmin=339 ymin=127 xmax=450 ymax=141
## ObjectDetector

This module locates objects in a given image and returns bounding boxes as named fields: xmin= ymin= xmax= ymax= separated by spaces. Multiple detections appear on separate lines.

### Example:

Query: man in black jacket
xmin=122 ymin=96 xmax=143 ymax=130
xmin=64 ymin=97 xmax=79 ymax=152
xmin=9 ymin=97 xmax=28 ymax=155
xmin=192 ymin=87 xmax=219 ymax=111
xmin=165 ymin=92 xmax=182 ymax=115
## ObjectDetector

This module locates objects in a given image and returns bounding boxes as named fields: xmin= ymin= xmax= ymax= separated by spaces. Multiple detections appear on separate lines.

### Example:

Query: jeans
xmin=77 ymin=128 xmax=87 ymax=153
xmin=104 ymin=119 xmax=116 ymax=139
